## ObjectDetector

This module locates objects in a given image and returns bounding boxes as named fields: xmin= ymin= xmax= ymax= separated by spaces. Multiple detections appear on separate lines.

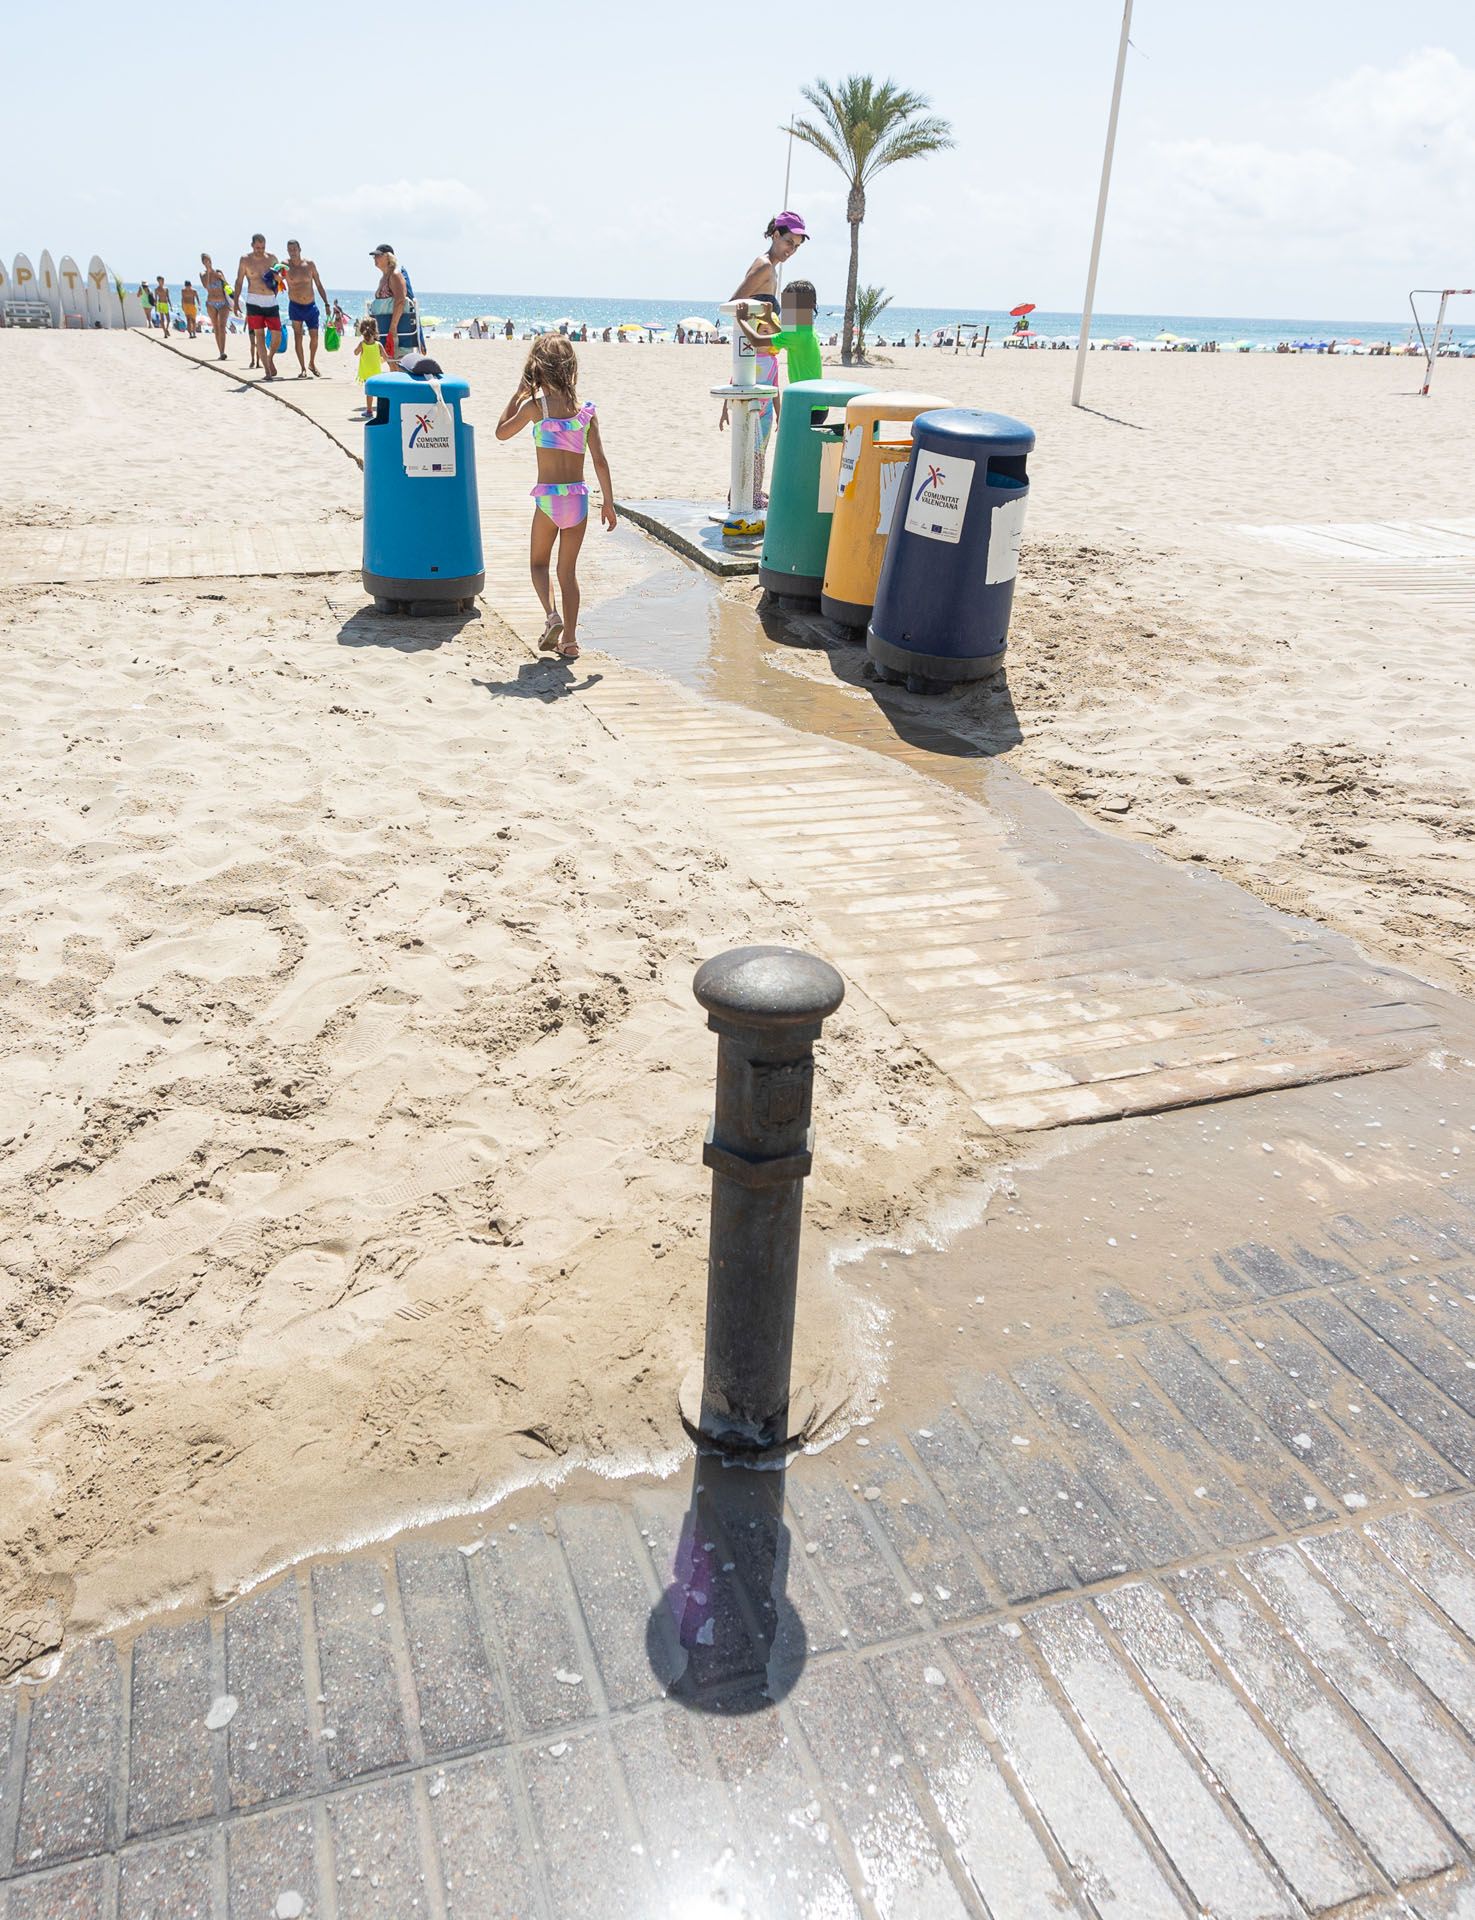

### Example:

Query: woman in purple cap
xmin=731 ymin=210 xmax=808 ymax=312
xmin=723 ymin=212 xmax=808 ymax=505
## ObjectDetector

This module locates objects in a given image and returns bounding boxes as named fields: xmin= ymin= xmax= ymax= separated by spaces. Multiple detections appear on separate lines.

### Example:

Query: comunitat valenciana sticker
xmin=903 ymin=454 xmax=975 ymax=545
xmin=401 ymin=402 xmax=456 ymax=477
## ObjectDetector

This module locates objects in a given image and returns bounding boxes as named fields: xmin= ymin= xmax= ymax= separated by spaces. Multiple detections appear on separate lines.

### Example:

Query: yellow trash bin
xmin=821 ymin=391 xmax=950 ymax=631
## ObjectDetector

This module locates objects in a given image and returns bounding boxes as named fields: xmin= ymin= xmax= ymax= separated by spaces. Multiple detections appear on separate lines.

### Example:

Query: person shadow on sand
xmin=474 ymin=661 xmax=603 ymax=702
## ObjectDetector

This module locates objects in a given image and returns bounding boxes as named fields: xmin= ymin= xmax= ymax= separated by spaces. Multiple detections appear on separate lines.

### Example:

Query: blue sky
xmin=10 ymin=1 xmax=1473 ymax=318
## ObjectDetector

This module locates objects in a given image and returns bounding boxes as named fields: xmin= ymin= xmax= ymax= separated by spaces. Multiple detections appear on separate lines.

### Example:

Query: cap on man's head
xmin=773 ymin=211 xmax=808 ymax=238
xmin=372 ymin=242 xmax=394 ymax=255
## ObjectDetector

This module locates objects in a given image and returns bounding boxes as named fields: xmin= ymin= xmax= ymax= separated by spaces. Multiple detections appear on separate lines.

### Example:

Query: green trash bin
xmin=759 ymin=376 xmax=875 ymax=601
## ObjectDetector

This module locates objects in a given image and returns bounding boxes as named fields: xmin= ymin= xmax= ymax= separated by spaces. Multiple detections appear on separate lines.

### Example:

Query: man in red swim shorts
xmin=233 ymin=233 xmax=281 ymax=381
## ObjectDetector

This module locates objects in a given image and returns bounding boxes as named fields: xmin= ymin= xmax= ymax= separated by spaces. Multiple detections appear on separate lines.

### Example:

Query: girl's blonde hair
xmin=522 ymin=334 xmax=578 ymax=402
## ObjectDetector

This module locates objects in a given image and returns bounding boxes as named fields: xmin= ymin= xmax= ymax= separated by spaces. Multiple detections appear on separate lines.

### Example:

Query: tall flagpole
xmin=1073 ymin=0 xmax=1133 ymax=407
xmin=778 ymin=119 xmax=796 ymax=292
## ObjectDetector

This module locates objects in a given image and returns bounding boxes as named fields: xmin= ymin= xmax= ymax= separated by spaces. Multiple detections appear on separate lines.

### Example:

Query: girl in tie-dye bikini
xmin=495 ymin=335 xmax=618 ymax=660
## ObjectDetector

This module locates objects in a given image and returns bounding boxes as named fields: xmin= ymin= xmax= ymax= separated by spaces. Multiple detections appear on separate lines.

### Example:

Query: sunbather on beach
xmin=495 ymin=334 xmax=617 ymax=662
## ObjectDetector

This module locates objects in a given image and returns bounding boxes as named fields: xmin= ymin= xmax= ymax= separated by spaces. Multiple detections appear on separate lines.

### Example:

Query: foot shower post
xmin=680 ymin=947 xmax=845 ymax=1455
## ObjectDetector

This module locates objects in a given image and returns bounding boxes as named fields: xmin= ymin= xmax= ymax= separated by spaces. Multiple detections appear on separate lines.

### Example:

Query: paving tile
xmin=117 ymin=1833 xmax=215 ymax=1918
xmin=470 ymin=1527 xmax=598 ymax=1733
xmin=716 ymin=1470 xmax=846 ymax=1666
xmin=954 ymin=1372 xmax=1139 ymax=1585
xmin=634 ymin=1487 xmax=767 ymax=1698
xmin=611 ymin=1704 xmax=756 ymax=1901
xmin=1009 ymin=1354 xmax=1201 ymax=1567
xmin=1324 ymin=1212 xmax=1424 ymax=1277
xmin=423 ymin=1752 xmax=537 ymax=1920
xmin=1096 ymin=1581 xmax=1374 ymax=1912
xmin=948 ymin=1623 xmax=1186 ymax=1919
xmin=0 ymin=1687 xmax=17 ymax=1874
xmin=1244 ymin=1536 xmax=1475 ymax=1850
xmin=557 ymin=1504 xmax=670 ymax=1711
xmin=394 ymin=1547 xmax=506 ymax=1755
xmin=1172 ymin=1563 xmax=1454 ymax=1880
xmin=1371 ymin=1506 xmax=1475 ymax=1638
xmin=1302 ymin=1528 xmax=1475 ymax=1740
xmin=226 ymin=1806 xmax=320 ymax=1919
xmin=788 ymin=1659 xmax=974 ymax=1918
xmin=1132 ymin=1326 xmax=1334 ymax=1526
xmin=14 ymin=1641 xmax=122 ymax=1867
xmin=1288 ymin=1295 xmax=1475 ymax=1482
xmin=822 ymin=1439 xmax=993 ymax=1625
xmin=784 ymin=1471 xmax=919 ymax=1642
xmin=1241 ymin=1307 xmax=1460 ymax=1495
xmin=909 ymin=1412 xmax=1072 ymax=1604
xmin=520 ymin=1728 xmax=650 ymax=1919
xmin=870 ymin=1646 xmax=1079 ymax=1918
xmin=309 ymin=1561 xmax=410 ymax=1784
xmin=1340 ymin=1284 xmax=1475 ymax=1418
xmin=1213 ymin=1241 xmax=1302 ymax=1297
xmin=1063 ymin=1345 xmax=1270 ymax=1550
xmin=699 ymin=1690 xmax=863 ymax=1920
xmin=126 ymin=1618 xmax=217 ymax=1837
xmin=326 ymin=1779 xmax=429 ymax=1919
xmin=1180 ymin=1312 xmax=1396 ymax=1516
xmin=224 ymin=1579 xmax=314 ymax=1811
xmin=6 ymin=1859 xmax=111 ymax=1920
xmin=1412 ymin=1870 xmax=1475 ymax=1919
xmin=1026 ymin=1598 xmax=1294 ymax=1919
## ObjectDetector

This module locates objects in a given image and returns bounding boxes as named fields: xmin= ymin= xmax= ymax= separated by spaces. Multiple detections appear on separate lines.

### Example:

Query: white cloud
xmin=1114 ymin=48 xmax=1475 ymax=305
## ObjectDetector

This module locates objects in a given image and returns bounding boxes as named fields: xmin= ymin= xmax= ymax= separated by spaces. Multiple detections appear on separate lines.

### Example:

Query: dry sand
xmin=2 ymin=323 xmax=1471 ymax=1672
xmin=0 ymin=334 xmax=990 ymax=1672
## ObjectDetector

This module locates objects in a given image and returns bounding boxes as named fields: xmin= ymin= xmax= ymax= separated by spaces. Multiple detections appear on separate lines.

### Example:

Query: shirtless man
xmin=233 ymin=233 xmax=281 ymax=380
xmin=282 ymin=239 xmax=331 ymax=378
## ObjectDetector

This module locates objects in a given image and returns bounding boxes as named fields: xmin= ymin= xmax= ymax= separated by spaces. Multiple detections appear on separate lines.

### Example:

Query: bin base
xmin=820 ymin=590 xmax=871 ymax=632
xmin=759 ymin=565 xmax=823 ymax=603
xmin=363 ymin=567 xmax=484 ymax=615
xmin=867 ymin=627 xmax=1007 ymax=686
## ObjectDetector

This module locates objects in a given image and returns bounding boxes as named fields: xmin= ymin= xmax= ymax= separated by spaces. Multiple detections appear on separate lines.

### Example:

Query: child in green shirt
xmin=736 ymin=279 xmax=822 ymax=382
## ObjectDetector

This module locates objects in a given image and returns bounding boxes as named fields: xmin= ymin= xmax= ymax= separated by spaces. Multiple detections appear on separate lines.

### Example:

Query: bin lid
xmin=782 ymin=376 xmax=878 ymax=410
xmin=912 ymin=406 xmax=1035 ymax=455
xmin=366 ymin=371 xmax=472 ymax=401
xmin=843 ymin=390 xmax=950 ymax=424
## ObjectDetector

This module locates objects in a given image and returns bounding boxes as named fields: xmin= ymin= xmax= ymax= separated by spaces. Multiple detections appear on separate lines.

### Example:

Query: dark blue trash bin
xmin=363 ymin=372 xmax=485 ymax=611
xmin=866 ymin=408 xmax=1034 ymax=685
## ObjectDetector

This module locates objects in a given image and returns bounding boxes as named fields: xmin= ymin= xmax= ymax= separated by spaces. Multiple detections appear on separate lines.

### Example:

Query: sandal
xmin=557 ymin=640 xmax=581 ymax=660
xmin=538 ymin=609 xmax=564 ymax=652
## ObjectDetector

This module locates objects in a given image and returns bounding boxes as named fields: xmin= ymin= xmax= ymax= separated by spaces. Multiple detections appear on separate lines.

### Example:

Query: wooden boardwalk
xmin=0 ymin=521 xmax=360 ymax=585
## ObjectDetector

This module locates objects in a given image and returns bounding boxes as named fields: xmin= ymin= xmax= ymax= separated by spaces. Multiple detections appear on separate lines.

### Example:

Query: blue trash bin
xmin=866 ymin=408 xmax=1034 ymax=686
xmin=363 ymin=372 xmax=485 ymax=611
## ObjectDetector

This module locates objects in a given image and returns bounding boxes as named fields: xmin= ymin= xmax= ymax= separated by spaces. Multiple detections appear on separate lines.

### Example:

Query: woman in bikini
xmin=495 ymin=335 xmax=617 ymax=661
xmin=200 ymin=254 xmax=230 ymax=360
xmin=722 ymin=211 xmax=808 ymax=504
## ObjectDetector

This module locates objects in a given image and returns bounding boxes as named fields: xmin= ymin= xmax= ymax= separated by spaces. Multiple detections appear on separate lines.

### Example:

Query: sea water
xmin=325 ymin=287 xmax=1473 ymax=353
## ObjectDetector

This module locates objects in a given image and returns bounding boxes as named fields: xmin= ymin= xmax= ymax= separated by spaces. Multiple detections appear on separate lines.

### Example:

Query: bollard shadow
xmin=645 ymin=1449 xmax=806 ymax=1713
xmin=473 ymin=662 xmax=605 ymax=702
xmin=337 ymin=604 xmax=482 ymax=652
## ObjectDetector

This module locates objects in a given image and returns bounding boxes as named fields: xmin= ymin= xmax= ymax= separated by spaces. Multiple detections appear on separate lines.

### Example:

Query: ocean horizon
xmin=318 ymin=288 xmax=1471 ymax=352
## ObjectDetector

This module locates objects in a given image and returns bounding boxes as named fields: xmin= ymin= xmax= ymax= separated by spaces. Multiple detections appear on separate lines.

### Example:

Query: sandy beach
xmin=1 ymin=323 xmax=1471 ymax=1670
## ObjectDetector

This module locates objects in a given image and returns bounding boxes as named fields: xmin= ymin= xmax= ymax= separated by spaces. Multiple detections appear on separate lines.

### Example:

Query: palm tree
xmin=853 ymin=285 xmax=893 ymax=362
xmin=789 ymin=77 xmax=953 ymax=365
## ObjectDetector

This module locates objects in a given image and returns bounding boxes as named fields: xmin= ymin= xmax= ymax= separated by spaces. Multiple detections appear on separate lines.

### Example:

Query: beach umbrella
xmin=681 ymin=316 xmax=714 ymax=331
xmin=1009 ymin=302 xmax=1035 ymax=317
xmin=1115 ymin=335 xmax=1136 ymax=346
xmin=1156 ymin=330 xmax=1181 ymax=342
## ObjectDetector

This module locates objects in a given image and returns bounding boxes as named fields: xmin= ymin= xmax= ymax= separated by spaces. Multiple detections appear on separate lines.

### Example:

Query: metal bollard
xmin=680 ymin=946 xmax=845 ymax=1454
